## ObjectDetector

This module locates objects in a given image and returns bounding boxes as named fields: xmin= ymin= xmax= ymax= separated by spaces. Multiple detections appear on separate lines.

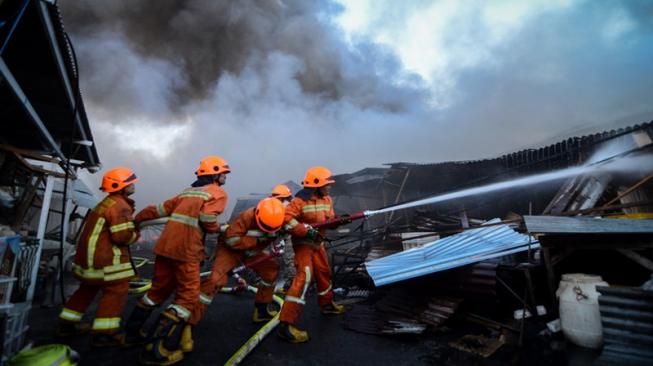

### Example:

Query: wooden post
xmin=542 ymin=247 xmax=558 ymax=315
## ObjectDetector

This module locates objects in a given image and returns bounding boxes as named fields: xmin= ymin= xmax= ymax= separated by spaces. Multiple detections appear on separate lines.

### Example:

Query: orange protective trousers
xmin=144 ymin=255 xmax=200 ymax=320
xmin=189 ymin=245 xmax=279 ymax=325
xmin=279 ymin=243 xmax=334 ymax=325
xmin=60 ymin=280 xmax=129 ymax=334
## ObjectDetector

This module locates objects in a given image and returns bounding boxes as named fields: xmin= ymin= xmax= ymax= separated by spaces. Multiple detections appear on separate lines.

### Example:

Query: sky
xmin=60 ymin=0 xmax=653 ymax=215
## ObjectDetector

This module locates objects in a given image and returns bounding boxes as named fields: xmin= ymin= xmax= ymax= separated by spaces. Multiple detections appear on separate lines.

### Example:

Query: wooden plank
xmin=524 ymin=215 xmax=653 ymax=234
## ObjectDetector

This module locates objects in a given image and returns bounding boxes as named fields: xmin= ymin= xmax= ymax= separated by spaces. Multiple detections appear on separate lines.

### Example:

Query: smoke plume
xmin=60 ymin=0 xmax=653 ymax=214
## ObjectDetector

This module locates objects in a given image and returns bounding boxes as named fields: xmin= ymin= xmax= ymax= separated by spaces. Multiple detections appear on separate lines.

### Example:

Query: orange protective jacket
xmin=283 ymin=193 xmax=335 ymax=245
xmin=72 ymin=194 xmax=139 ymax=284
xmin=223 ymin=207 xmax=280 ymax=253
xmin=135 ymin=184 xmax=227 ymax=262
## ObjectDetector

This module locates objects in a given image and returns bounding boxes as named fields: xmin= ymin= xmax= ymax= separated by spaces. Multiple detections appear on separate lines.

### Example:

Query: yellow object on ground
xmin=222 ymin=286 xmax=284 ymax=366
xmin=7 ymin=344 xmax=79 ymax=366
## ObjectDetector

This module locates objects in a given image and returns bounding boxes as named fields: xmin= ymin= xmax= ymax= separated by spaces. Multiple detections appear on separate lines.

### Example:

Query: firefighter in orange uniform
xmin=277 ymin=166 xmax=346 ymax=343
xmin=124 ymin=156 xmax=229 ymax=365
xmin=188 ymin=197 xmax=285 ymax=332
xmin=271 ymin=184 xmax=292 ymax=204
xmin=270 ymin=184 xmax=295 ymax=292
xmin=56 ymin=167 xmax=139 ymax=347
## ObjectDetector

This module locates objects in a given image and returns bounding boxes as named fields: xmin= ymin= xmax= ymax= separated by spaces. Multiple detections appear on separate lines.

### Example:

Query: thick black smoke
xmin=62 ymin=0 xmax=427 ymax=120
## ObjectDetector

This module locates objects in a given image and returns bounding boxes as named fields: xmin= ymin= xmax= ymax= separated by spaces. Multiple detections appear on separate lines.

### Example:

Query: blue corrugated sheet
xmin=365 ymin=220 xmax=539 ymax=286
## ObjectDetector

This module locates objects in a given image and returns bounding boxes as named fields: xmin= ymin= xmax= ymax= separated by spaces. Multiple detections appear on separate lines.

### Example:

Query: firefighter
xmin=277 ymin=166 xmax=346 ymax=343
xmin=270 ymin=184 xmax=292 ymax=204
xmin=124 ymin=156 xmax=229 ymax=365
xmin=270 ymin=184 xmax=295 ymax=292
xmin=188 ymin=197 xmax=286 ymax=336
xmin=56 ymin=167 xmax=140 ymax=347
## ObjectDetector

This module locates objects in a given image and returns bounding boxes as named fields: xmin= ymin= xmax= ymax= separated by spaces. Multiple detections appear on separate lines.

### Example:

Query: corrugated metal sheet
xmin=439 ymin=261 xmax=498 ymax=299
xmin=524 ymin=215 xmax=653 ymax=234
xmin=419 ymin=297 xmax=462 ymax=327
xmin=596 ymin=286 xmax=653 ymax=365
xmin=365 ymin=220 xmax=538 ymax=286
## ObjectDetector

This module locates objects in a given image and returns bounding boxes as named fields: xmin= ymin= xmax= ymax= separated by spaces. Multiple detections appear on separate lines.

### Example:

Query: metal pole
xmin=27 ymin=171 xmax=55 ymax=301
xmin=36 ymin=1 xmax=97 ymax=167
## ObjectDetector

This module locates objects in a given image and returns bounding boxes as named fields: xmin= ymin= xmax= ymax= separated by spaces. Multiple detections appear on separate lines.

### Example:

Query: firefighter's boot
xmin=139 ymin=311 xmax=184 ymax=365
xmin=124 ymin=304 xmax=154 ymax=347
xmin=321 ymin=300 xmax=346 ymax=315
xmin=252 ymin=302 xmax=278 ymax=323
xmin=277 ymin=322 xmax=309 ymax=343
xmin=179 ymin=325 xmax=193 ymax=353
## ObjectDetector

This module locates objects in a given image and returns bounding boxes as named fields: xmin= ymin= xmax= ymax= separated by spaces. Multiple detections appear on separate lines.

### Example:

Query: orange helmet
xmin=271 ymin=184 xmax=292 ymax=199
xmin=100 ymin=167 xmax=138 ymax=193
xmin=302 ymin=166 xmax=335 ymax=188
xmin=196 ymin=155 xmax=230 ymax=176
xmin=255 ymin=198 xmax=285 ymax=233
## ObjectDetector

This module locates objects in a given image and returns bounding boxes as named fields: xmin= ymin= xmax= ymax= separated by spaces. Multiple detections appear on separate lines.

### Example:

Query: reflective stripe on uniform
xmin=168 ymin=304 xmax=191 ymax=320
xmin=302 ymin=204 xmax=331 ymax=213
xmin=156 ymin=203 xmax=167 ymax=217
xmin=170 ymin=213 xmax=199 ymax=227
xmin=141 ymin=294 xmax=157 ymax=307
xmin=284 ymin=295 xmax=305 ymax=305
xmin=317 ymin=283 xmax=332 ymax=296
xmin=59 ymin=308 xmax=83 ymax=322
xmin=179 ymin=191 xmax=211 ymax=200
xmin=104 ymin=262 xmax=133 ymax=273
xmin=73 ymin=263 xmax=134 ymax=282
xmin=87 ymin=217 xmax=106 ymax=269
xmin=299 ymin=266 xmax=312 ymax=302
xmin=284 ymin=219 xmax=299 ymax=231
xmin=92 ymin=317 xmax=121 ymax=330
xmin=199 ymin=212 xmax=218 ymax=224
xmin=258 ymin=279 xmax=274 ymax=288
xmin=104 ymin=269 xmax=135 ymax=282
xmin=109 ymin=221 xmax=135 ymax=233
xmin=225 ymin=236 xmax=241 ymax=247
xmin=199 ymin=293 xmax=213 ymax=305
xmin=245 ymin=230 xmax=265 ymax=237
xmin=93 ymin=197 xmax=116 ymax=215
xmin=111 ymin=245 xmax=121 ymax=266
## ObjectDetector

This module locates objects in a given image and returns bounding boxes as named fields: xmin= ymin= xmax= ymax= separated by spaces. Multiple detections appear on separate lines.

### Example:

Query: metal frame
xmin=35 ymin=1 xmax=97 ymax=167
xmin=0 ymin=59 xmax=67 ymax=163
xmin=27 ymin=167 xmax=55 ymax=301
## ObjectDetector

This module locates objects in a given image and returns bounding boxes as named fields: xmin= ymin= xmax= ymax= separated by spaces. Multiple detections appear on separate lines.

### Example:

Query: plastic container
xmin=0 ymin=277 xmax=17 ymax=306
xmin=556 ymin=273 xmax=608 ymax=349
xmin=2 ymin=302 xmax=31 ymax=359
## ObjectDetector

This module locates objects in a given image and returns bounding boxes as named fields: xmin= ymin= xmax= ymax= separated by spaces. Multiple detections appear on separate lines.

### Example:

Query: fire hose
xmin=220 ymin=287 xmax=284 ymax=366
xmin=128 ymin=256 xmax=153 ymax=294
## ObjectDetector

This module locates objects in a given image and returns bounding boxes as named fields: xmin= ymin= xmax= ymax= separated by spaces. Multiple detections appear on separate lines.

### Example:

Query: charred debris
xmin=321 ymin=123 xmax=653 ymax=365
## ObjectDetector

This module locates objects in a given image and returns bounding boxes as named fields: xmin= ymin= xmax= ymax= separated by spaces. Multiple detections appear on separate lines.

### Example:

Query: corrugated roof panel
xmin=365 ymin=220 xmax=538 ymax=286
xmin=524 ymin=215 xmax=653 ymax=234
xmin=596 ymin=286 xmax=653 ymax=365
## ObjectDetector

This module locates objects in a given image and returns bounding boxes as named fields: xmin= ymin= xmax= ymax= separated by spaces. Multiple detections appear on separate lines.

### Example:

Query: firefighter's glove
xmin=306 ymin=228 xmax=319 ymax=239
